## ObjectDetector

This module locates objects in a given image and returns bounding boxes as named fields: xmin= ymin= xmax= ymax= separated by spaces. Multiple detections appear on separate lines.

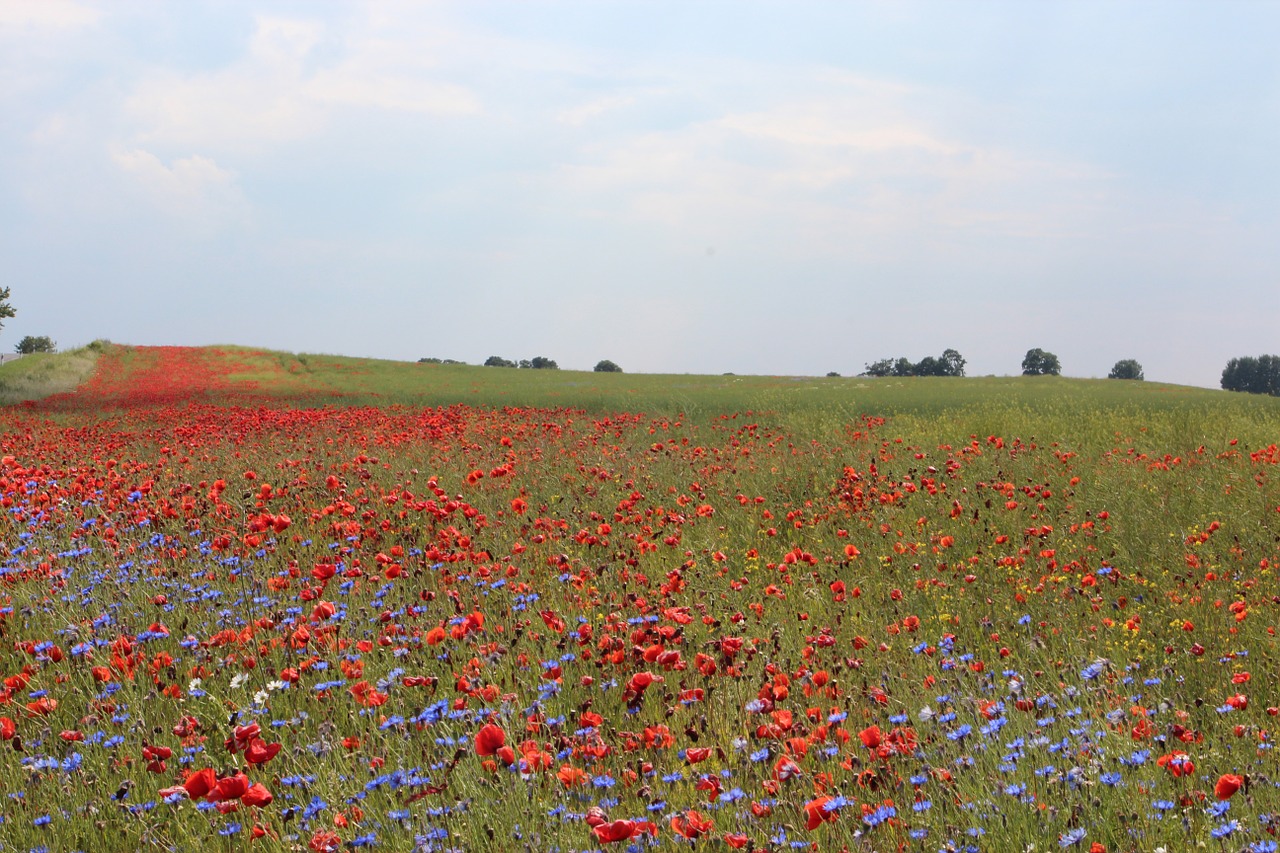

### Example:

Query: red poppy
xmin=183 ymin=767 xmax=218 ymax=799
xmin=241 ymin=783 xmax=273 ymax=807
xmin=671 ymin=809 xmax=714 ymax=839
xmin=474 ymin=723 xmax=506 ymax=757
xmin=773 ymin=755 xmax=802 ymax=782
xmin=1156 ymin=751 xmax=1195 ymax=778
xmin=207 ymin=772 xmax=251 ymax=802
xmin=245 ymin=737 xmax=282 ymax=765
xmin=592 ymin=819 xmax=656 ymax=844
xmin=804 ymin=796 xmax=838 ymax=830
xmin=1215 ymin=773 xmax=1243 ymax=800
xmin=858 ymin=725 xmax=882 ymax=749
xmin=309 ymin=831 xmax=341 ymax=853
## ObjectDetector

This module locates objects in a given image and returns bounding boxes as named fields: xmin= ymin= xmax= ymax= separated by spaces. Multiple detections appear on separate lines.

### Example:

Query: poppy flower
xmin=685 ymin=747 xmax=712 ymax=764
xmin=474 ymin=723 xmax=506 ymax=757
xmin=1156 ymin=752 xmax=1195 ymax=778
xmin=556 ymin=765 xmax=588 ymax=787
xmin=592 ymin=819 xmax=656 ymax=844
xmin=207 ymin=772 xmax=251 ymax=802
xmin=671 ymin=809 xmax=714 ymax=839
xmin=622 ymin=671 xmax=662 ymax=703
xmin=183 ymin=767 xmax=218 ymax=799
xmin=1215 ymin=773 xmax=1243 ymax=800
xmin=804 ymin=796 xmax=838 ymax=830
xmin=773 ymin=755 xmax=802 ymax=782
xmin=309 ymin=831 xmax=342 ymax=853
xmin=245 ymin=737 xmax=281 ymax=765
xmin=241 ymin=783 xmax=273 ymax=807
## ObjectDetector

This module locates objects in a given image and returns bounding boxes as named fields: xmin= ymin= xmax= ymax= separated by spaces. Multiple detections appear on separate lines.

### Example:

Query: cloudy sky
xmin=2 ymin=1 xmax=1277 ymax=386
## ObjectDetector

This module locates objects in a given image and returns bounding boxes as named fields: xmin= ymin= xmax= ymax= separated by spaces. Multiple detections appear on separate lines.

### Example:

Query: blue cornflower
xmin=862 ymin=803 xmax=895 ymax=826
xmin=1059 ymin=827 xmax=1086 ymax=847
xmin=822 ymin=795 xmax=851 ymax=814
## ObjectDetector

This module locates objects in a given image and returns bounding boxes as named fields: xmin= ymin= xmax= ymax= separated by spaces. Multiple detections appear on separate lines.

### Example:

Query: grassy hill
xmin=5 ymin=342 xmax=1277 ymax=452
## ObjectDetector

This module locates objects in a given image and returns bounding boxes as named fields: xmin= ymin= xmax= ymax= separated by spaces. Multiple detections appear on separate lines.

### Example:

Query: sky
xmin=2 ymin=1 xmax=1277 ymax=387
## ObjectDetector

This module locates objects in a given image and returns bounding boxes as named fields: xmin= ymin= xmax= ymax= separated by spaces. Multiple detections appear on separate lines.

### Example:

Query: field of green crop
xmin=0 ymin=344 xmax=1277 ymax=852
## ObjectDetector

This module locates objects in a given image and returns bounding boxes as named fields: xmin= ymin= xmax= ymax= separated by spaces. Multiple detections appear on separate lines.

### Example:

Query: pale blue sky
xmin=3 ymin=1 xmax=1277 ymax=386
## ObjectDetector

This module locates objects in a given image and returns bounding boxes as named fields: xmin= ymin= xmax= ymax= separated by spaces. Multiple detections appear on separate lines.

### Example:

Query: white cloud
xmin=111 ymin=148 xmax=249 ymax=228
xmin=551 ymin=76 xmax=1114 ymax=265
xmin=0 ymin=0 xmax=98 ymax=30
xmin=557 ymin=94 xmax=638 ymax=126
xmin=124 ymin=13 xmax=481 ymax=154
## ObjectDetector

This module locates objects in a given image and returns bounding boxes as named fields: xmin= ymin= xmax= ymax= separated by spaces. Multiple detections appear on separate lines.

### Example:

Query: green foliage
xmin=1021 ymin=348 xmax=1062 ymax=376
xmin=15 ymin=335 xmax=56 ymax=354
xmin=1108 ymin=359 xmax=1144 ymax=380
xmin=523 ymin=356 xmax=558 ymax=370
xmin=594 ymin=359 xmax=623 ymax=373
xmin=484 ymin=355 xmax=517 ymax=368
xmin=862 ymin=348 xmax=966 ymax=377
xmin=1221 ymin=354 xmax=1280 ymax=396
xmin=0 ymin=286 xmax=12 ymax=332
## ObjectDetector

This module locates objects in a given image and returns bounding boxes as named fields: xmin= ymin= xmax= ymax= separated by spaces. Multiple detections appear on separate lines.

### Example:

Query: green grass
xmin=0 ymin=339 xmax=111 ymax=405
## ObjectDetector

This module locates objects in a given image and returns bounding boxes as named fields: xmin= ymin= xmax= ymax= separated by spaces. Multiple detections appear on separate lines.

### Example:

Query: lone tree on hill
xmin=15 ymin=336 xmax=56 ymax=354
xmin=524 ymin=356 xmax=558 ymax=370
xmin=483 ymin=355 xmax=517 ymax=368
xmin=1108 ymin=359 xmax=1144 ymax=380
xmin=594 ymin=360 xmax=622 ymax=373
xmin=1021 ymin=348 xmax=1061 ymax=376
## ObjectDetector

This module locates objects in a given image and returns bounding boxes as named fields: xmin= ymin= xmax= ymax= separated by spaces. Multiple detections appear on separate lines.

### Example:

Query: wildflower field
xmin=1 ymin=344 xmax=1279 ymax=853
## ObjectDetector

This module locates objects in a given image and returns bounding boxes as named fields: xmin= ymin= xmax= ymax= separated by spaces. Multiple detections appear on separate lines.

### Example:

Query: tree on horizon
xmin=1021 ymin=348 xmax=1061 ymax=376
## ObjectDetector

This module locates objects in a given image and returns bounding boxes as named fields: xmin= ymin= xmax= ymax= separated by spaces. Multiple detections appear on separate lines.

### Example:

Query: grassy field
xmin=0 ymin=339 xmax=110 ymax=406
xmin=0 ymin=344 xmax=1276 ymax=852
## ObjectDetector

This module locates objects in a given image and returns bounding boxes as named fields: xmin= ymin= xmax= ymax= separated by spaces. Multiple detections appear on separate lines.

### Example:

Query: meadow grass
xmin=0 ymin=345 xmax=1277 ymax=852
xmin=0 ymin=339 xmax=110 ymax=405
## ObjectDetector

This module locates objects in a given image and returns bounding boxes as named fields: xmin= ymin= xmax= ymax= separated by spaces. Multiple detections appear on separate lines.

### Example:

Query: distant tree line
xmin=484 ymin=355 xmax=559 ymax=369
xmin=862 ymin=348 xmax=966 ymax=378
xmin=417 ymin=357 xmax=465 ymax=365
xmin=1221 ymin=355 xmax=1280 ymax=396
